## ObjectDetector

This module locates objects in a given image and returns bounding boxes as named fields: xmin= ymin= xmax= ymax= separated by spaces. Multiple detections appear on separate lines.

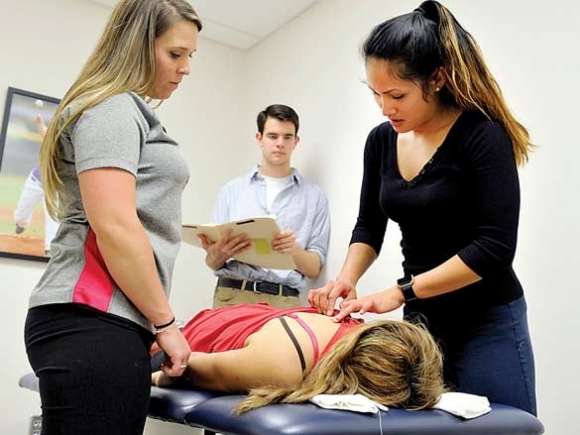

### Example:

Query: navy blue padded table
xmin=20 ymin=374 xmax=544 ymax=435
xmin=148 ymin=386 xmax=544 ymax=435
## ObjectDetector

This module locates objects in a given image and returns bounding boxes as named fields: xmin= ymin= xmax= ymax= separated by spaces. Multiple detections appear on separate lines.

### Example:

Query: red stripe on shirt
xmin=73 ymin=228 xmax=116 ymax=311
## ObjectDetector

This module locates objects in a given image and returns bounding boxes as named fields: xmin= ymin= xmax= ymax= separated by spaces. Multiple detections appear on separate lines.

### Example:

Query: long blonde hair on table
xmin=40 ymin=0 xmax=202 ymax=219
xmin=234 ymin=319 xmax=447 ymax=414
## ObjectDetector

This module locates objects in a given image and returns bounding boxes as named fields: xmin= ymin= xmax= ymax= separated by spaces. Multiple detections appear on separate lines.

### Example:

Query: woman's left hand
xmin=332 ymin=287 xmax=404 ymax=322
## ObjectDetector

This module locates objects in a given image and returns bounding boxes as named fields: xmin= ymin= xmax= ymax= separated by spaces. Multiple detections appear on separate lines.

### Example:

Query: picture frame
xmin=0 ymin=87 xmax=60 ymax=262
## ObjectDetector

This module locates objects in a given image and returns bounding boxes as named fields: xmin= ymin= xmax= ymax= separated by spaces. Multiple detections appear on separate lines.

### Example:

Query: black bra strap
xmin=279 ymin=316 xmax=307 ymax=374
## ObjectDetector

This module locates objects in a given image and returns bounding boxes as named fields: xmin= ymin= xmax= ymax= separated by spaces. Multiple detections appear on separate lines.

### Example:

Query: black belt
xmin=217 ymin=277 xmax=299 ymax=297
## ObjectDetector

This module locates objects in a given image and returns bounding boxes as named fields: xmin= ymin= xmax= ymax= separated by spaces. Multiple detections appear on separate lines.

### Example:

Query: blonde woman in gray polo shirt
xmin=24 ymin=1 xmax=202 ymax=434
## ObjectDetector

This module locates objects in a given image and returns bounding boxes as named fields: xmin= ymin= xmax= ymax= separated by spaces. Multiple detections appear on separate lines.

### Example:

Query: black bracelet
xmin=154 ymin=316 xmax=175 ymax=331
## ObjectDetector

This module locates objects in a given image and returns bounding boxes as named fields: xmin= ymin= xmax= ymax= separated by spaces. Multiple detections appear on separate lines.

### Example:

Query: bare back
xmin=153 ymin=310 xmax=360 ymax=392
xmin=244 ymin=312 xmax=344 ymax=385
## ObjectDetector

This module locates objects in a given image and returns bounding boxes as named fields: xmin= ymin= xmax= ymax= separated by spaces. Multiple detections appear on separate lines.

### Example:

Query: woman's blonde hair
xmin=234 ymin=319 xmax=446 ymax=414
xmin=40 ymin=0 xmax=202 ymax=219
xmin=363 ymin=0 xmax=533 ymax=166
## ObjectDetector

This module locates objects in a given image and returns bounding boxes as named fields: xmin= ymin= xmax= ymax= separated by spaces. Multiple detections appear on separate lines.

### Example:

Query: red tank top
xmin=181 ymin=303 xmax=362 ymax=364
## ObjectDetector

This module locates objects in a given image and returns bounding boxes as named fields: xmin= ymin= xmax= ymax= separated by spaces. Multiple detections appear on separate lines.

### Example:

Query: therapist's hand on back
xmin=332 ymin=287 xmax=405 ymax=322
xmin=308 ymin=278 xmax=357 ymax=316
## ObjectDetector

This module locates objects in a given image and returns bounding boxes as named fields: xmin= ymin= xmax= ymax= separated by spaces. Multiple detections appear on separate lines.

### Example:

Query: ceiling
xmin=89 ymin=0 xmax=320 ymax=50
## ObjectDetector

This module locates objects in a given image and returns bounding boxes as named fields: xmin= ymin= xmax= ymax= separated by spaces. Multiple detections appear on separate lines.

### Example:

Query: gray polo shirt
xmin=28 ymin=92 xmax=189 ymax=331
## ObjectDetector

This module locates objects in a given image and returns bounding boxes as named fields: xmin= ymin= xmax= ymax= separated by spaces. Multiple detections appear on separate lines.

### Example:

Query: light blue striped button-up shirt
xmin=211 ymin=166 xmax=331 ymax=294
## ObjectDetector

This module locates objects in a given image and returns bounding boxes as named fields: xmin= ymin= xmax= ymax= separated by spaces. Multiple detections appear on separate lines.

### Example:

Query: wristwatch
xmin=397 ymin=275 xmax=418 ymax=303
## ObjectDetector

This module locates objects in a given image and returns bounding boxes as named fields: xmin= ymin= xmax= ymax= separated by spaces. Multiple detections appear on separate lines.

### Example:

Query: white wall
xmin=1 ymin=1 xmax=578 ymax=434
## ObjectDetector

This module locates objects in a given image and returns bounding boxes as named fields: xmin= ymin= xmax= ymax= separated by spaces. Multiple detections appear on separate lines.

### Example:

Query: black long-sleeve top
xmin=351 ymin=110 xmax=524 ymax=335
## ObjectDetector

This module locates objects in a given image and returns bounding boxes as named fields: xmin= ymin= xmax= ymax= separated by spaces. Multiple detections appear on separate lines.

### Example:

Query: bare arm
xmin=272 ymin=230 xmax=321 ymax=278
xmin=79 ymin=168 xmax=190 ymax=376
xmin=188 ymin=349 xmax=284 ymax=391
xmin=336 ymin=242 xmax=378 ymax=287
xmin=335 ymin=255 xmax=481 ymax=321
xmin=155 ymin=345 xmax=301 ymax=392
xmin=413 ymin=255 xmax=481 ymax=298
xmin=291 ymin=246 xmax=321 ymax=278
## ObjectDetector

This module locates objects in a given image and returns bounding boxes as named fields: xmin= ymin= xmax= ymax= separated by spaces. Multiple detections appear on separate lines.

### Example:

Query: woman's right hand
xmin=155 ymin=324 xmax=190 ymax=377
xmin=308 ymin=278 xmax=357 ymax=316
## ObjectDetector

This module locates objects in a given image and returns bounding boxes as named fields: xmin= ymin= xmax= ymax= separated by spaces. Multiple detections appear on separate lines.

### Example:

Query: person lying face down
xmin=151 ymin=303 xmax=446 ymax=413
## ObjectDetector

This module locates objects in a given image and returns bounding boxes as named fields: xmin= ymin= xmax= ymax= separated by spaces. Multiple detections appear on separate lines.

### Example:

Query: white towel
xmin=309 ymin=394 xmax=389 ymax=414
xmin=433 ymin=392 xmax=491 ymax=419
xmin=310 ymin=391 xmax=491 ymax=419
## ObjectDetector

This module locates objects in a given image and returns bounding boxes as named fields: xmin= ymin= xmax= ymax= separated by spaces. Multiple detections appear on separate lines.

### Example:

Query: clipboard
xmin=182 ymin=216 xmax=297 ymax=270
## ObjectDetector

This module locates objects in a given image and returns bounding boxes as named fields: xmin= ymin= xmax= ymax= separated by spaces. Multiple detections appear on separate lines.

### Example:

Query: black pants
xmin=25 ymin=304 xmax=154 ymax=435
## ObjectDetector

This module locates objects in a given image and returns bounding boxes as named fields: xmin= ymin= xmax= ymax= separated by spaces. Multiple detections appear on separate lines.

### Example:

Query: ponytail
xmin=363 ymin=1 xmax=534 ymax=165
xmin=424 ymin=1 xmax=533 ymax=165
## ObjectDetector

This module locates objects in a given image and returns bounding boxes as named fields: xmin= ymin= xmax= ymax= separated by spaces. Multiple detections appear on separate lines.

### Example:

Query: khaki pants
xmin=213 ymin=282 xmax=302 ymax=309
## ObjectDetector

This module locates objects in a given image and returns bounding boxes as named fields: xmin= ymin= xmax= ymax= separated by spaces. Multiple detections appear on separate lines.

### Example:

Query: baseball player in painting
xmin=14 ymin=115 xmax=58 ymax=256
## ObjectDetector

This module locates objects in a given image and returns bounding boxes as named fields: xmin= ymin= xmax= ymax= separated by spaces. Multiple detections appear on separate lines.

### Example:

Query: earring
xmin=435 ymin=87 xmax=440 ymax=92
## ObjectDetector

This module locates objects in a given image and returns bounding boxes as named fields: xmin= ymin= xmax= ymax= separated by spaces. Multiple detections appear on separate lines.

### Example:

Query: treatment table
xmin=19 ymin=373 xmax=544 ymax=435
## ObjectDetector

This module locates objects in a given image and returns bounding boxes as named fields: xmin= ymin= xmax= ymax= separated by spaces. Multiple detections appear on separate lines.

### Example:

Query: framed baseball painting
xmin=0 ymin=87 xmax=60 ymax=262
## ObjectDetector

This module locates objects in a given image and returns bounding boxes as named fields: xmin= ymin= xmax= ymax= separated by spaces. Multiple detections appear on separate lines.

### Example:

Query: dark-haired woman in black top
xmin=309 ymin=0 xmax=536 ymax=416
